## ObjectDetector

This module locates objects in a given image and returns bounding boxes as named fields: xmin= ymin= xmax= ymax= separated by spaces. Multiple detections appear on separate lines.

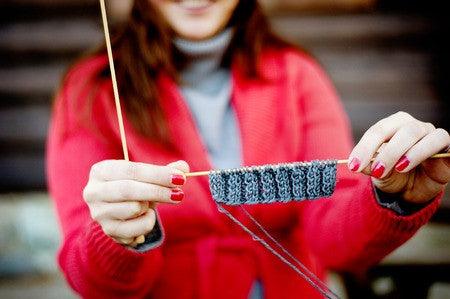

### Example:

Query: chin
xmin=151 ymin=0 xmax=238 ymax=41
xmin=172 ymin=19 xmax=224 ymax=41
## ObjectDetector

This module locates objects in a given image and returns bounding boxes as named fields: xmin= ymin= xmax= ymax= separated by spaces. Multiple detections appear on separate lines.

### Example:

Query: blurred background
xmin=0 ymin=0 xmax=449 ymax=298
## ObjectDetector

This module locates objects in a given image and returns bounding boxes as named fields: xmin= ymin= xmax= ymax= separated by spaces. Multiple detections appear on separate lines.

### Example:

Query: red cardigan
xmin=47 ymin=49 xmax=439 ymax=299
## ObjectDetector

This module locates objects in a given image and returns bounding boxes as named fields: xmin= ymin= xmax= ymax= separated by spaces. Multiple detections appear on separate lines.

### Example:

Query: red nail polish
xmin=170 ymin=188 xmax=184 ymax=202
xmin=395 ymin=155 xmax=410 ymax=172
xmin=171 ymin=174 xmax=185 ymax=186
xmin=371 ymin=161 xmax=385 ymax=178
xmin=348 ymin=157 xmax=361 ymax=172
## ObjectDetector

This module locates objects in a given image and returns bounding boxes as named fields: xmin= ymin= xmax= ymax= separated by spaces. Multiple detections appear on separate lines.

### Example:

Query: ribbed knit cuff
xmin=85 ymin=221 xmax=163 ymax=282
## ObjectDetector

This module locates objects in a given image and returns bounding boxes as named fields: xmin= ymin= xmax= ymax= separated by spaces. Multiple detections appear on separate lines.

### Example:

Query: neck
xmin=173 ymin=28 xmax=234 ymax=85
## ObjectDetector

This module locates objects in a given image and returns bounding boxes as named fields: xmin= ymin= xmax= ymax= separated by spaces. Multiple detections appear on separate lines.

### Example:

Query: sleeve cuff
xmin=84 ymin=221 xmax=163 ymax=283
xmin=366 ymin=179 xmax=441 ymax=233
xmin=133 ymin=211 xmax=165 ymax=252
xmin=374 ymin=185 xmax=431 ymax=216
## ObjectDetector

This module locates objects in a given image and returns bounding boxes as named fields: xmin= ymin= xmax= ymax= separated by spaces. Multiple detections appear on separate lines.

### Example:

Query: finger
xmin=103 ymin=209 xmax=157 ymax=239
xmin=394 ymin=128 xmax=450 ymax=173
xmin=90 ymin=201 xmax=149 ymax=221
xmin=125 ymin=235 xmax=146 ymax=248
xmin=348 ymin=112 xmax=413 ymax=172
xmin=359 ymin=144 xmax=385 ymax=176
xmin=167 ymin=160 xmax=190 ymax=173
xmin=166 ymin=160 xmax=189 ymax=185
xmin=134 ymin=235 xmax=146 ymax=244
xmin=85 ymin=180 xmax=184 ymax=203
xmin=115 ymin=237 xmax=135 ymax=245
xmin=90 ymin=160 xmax=186 ymax=187
xmin=402 ymin=169 xmax=447 ymax=203
xmin=421 ymin=159 xmax=450 ymax=185
xmin=127 ymin=240 xmax=139 ymax=248
xmin=369 ymin=121 xmax=433 ymax=178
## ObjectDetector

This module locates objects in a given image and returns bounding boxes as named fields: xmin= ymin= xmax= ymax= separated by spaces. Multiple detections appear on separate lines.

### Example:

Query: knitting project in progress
xmin=208 ymin=160 xmax=338 ymax=205
xmin=208 ymin=160 xmax=341 ymax=299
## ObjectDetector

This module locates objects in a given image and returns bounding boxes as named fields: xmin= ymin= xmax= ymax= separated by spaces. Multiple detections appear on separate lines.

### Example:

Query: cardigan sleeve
xmin=294 ymin=54 xmax=441 ymax=273
xmin=46 ymin=71 xmax=164 ymax=298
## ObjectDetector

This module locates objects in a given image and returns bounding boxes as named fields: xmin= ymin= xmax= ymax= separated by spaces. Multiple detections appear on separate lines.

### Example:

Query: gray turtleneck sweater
xmin=174 ymin=29 xmax=242 ymax=170
xmin=175 ymin=29 xmax=263 ymax=299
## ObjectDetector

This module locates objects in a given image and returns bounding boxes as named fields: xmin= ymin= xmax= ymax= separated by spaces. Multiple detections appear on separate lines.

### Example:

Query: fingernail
xmin=371 ymin=161 xmax=385 ymax=178
xmin=170 ymin=188 xmax=184 ymax=202
xmin=171 ymin=174 xmax=186 ymax=186
xmin=395 ymin=155 xmax=410 ymax=172
xmin=348 ymin=157 xmax=361 ymax=172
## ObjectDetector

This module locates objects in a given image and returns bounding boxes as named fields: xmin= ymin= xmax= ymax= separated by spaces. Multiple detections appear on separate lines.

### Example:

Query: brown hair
xmin=97 ymin=0 xmax=290 ymax=146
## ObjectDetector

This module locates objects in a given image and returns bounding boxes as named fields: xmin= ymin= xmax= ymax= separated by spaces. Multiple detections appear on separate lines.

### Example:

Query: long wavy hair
xmin=95 ymin=0 xmax=290 ymax=146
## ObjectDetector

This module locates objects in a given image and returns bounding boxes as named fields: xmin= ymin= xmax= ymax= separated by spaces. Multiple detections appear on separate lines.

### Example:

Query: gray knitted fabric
xmin=209 ymin=160 xmax=337 ymax=205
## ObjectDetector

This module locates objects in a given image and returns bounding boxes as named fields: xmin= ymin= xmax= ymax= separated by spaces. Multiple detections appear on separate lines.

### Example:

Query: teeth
xmin=180 ymin=0 xmax=211 ymax=9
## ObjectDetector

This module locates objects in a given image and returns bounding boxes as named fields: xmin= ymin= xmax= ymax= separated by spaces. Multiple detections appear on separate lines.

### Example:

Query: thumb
xmin=167 ymin=160 xmax=190 ymax=174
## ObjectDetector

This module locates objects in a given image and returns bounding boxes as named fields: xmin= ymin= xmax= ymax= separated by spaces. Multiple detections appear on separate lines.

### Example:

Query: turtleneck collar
xmin=174 ymin=28 xmax=233 ymax=59
xmin=173 ymin=28 xmax=234 ymax=86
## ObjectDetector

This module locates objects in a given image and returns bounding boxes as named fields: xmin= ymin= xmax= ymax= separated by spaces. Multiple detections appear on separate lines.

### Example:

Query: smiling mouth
xmin=178 ymin=0 xmax=214 ymax=13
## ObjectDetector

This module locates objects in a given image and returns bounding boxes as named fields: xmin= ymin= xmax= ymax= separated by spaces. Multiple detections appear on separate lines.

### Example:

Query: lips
xmin=178 ymin=0 xmax=213 ymax=12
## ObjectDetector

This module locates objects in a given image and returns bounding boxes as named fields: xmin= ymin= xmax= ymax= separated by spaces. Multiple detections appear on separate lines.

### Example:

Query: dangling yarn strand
xmin=217 ymin=204 xmax=340 ymax=299
xmin=239 ymin=206 xmax=340 ymax=299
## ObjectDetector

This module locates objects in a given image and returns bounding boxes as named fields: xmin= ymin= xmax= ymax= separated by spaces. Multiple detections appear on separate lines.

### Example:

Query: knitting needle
xmin=99 ymin=0 xmax=129 ymax=162
xmin=184 ymin=152 xmax=450 ymax=178
xmin=99 ymin=0 xmax=145 ymax=245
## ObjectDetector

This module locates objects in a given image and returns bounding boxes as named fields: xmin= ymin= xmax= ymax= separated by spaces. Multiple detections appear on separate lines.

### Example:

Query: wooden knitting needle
xmin=99 ymin=0 xmax=145 ymax=245
xmin=185 ymin=152 xmax=450 ymax=178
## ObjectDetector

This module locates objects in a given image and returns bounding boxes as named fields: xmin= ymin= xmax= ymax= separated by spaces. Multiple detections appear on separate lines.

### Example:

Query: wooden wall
xmin=0 ymin=0 xmax=448 ymax=193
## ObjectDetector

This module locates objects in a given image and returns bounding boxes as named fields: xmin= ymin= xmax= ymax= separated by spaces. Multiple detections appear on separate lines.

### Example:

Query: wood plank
xmin=0 ymin=155 xmax=45 ymax=190
xmin=2 ymin=0 xmax=95 ymax=6
xmin=0 ymin=64 xmax=67 ymax=96
xmin=344 ymin=100 xmax=444 ymax=139
xmin=0 ymin=19 xmax=101 ymax=53
xmin=0 ymin=105 xmax=49 ymax=142
xmin=382 ymin=224 xmax=450 ymax=265
xmin=271 ymin=14 xmax=431 ymax=44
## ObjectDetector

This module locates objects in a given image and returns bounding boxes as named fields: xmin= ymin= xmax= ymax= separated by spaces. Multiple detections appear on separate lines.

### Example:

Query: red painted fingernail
xmin=395 ymin=155 xmax=410 ymax=172
xmin=348 ymin=157 xmax=361 ymax=172
xmin=170 ymin=188 xmax=184 ymax=202
xmin=371 ymin=161 xmax=385 ymax=178
xmin=171 ymin=174 xmax=185 ymax=186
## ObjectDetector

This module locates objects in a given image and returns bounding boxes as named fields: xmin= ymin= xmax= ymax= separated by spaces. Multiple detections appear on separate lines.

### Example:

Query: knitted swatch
xmin=209 ymin=160 xmax=337 ymax=205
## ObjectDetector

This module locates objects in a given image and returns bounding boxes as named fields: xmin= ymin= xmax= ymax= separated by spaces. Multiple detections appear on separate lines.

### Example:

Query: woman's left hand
xmin=348 ymin=111 xmax=450 ymax=204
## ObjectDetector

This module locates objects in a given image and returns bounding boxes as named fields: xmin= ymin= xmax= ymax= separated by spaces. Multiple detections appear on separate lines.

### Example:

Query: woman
xmin=47 ymin=0 xmax=450 ymax=298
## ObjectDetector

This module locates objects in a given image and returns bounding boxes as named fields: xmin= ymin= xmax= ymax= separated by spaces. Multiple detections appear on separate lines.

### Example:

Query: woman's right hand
xmin=83 ymin=160 xmax=189 ymax=247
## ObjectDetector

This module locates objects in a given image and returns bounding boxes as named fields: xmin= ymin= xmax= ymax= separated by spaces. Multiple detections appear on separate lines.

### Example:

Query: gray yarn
xmin=322 ymin=162 xmax=337 ymax=196
xmin=291 ymin=164 xmax=307 ymax=199
xmin=261 ymin=168 xmax=277 ymax=203
xmin=208 ymin=160 xmax=338 ymax=205
xmin=209 ymin=171 xmax=226 ymax=203
xmin=244 ymin=171 xmax=260 ymax=204
xmin=239 ymin=206 xmax=340 ymax=299
xmin=227 ymin=172 xmax=243 ymax=204
xmin=274 ymin=166 xmax=291 ymax=202
xmin=306 ymin=162 xmax=321 ymax=199
xmin=217 ymin=204 xmax=340 ymax=299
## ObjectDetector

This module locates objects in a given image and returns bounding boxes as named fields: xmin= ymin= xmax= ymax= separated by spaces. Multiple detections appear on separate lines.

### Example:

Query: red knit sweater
xmin=47 ymin=49 xmax=439 ymax=299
